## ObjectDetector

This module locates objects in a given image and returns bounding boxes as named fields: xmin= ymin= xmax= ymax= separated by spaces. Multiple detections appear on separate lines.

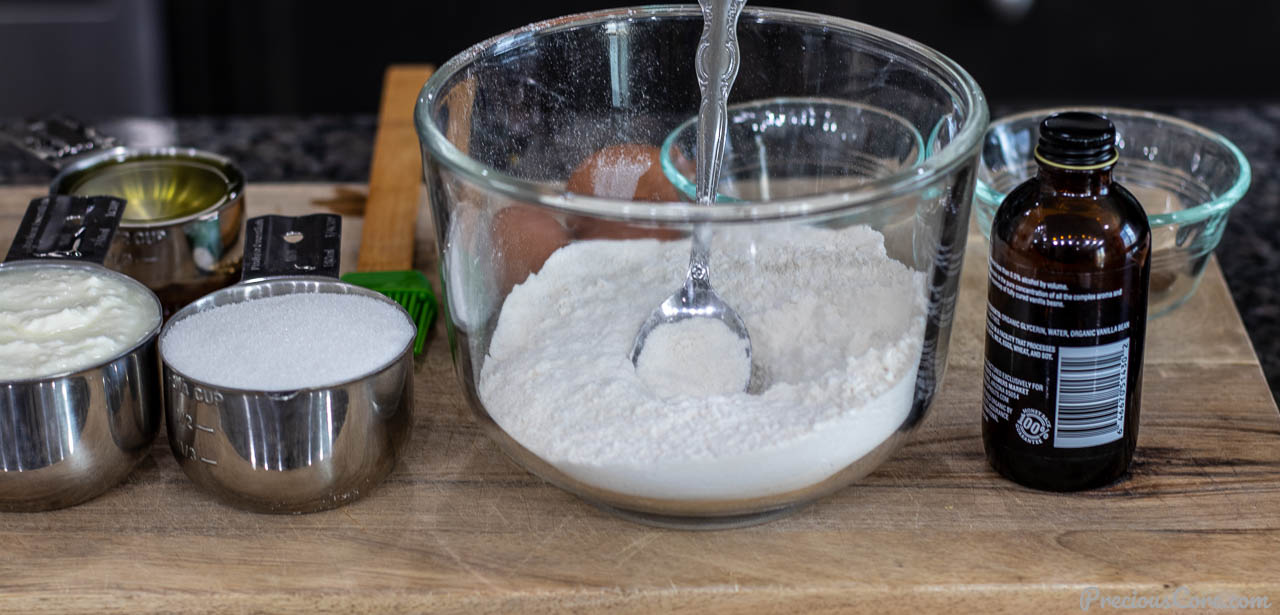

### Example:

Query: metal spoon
xmin=630 ymin=0 xmax=752 ymax=375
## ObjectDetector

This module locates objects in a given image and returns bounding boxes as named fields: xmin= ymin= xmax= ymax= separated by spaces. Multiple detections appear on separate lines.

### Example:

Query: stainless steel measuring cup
xmin=0 ymin=196 xmax=163 ymax=511
xmin=159 ymin=214 xmax=414 ymax=513
xmin=2 ymin=117 xmax=246 ymax=314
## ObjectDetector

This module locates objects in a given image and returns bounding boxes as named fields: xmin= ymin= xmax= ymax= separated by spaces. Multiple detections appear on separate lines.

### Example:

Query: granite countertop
xmin=1 ymin=108 xmax=1276 ymax=400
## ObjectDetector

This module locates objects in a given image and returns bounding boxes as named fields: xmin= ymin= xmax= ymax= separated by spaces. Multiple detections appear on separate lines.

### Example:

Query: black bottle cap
xmin=1036 ymin=112 xmax=1118 ymax=168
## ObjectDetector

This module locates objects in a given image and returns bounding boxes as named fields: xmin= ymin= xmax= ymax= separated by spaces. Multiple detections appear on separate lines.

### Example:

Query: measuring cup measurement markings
xmin=168 ymin=373 xmax=222 ymax=465
xmin=118 ymin=228 xmax=169 ymax=247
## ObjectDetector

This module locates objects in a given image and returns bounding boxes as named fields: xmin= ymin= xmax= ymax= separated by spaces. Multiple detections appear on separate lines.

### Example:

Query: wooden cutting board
xmin=0 ymin=66 xmax=1277 ymax=614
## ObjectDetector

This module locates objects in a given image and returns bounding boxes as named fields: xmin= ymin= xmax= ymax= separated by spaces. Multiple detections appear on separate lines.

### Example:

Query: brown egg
xmin=565 ymin=143 xmax=684 ymax=241
xmin=491 ymin=204 xmax=571 ymax=294
xmin=567 ymin=143 xmax=681 ymax=201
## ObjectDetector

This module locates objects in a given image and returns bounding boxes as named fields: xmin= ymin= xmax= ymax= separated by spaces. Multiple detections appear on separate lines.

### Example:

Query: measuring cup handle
xmin=0 ymin=116 xmax=118 ymax=170
xmin=4 ymin=195 xmax=128 ymax=265
xmin=240 ymin=214 xmax=343 ymax=283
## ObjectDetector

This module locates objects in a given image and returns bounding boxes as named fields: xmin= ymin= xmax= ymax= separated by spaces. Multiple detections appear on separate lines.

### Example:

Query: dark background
xmin=2 ymin=0 xmax=1278 ymax=118
xmin=161 ymin=0 xmax=1280 ymax=111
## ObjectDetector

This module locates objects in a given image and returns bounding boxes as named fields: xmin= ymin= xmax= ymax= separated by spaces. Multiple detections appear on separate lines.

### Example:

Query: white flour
xmin=635 ymin=317 xmax=751 ymax=398
xmin=479 ymin=225 xmax=925 ymax=500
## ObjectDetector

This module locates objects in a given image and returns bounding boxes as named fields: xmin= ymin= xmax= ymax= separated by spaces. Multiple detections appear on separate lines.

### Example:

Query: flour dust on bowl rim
xmin=416 ymin=5 xmax=988 ymax=528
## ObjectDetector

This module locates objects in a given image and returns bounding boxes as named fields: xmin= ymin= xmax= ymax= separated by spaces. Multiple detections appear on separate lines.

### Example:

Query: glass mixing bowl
xmin=974 ymin=107 xmax=1251 ymax=317
xmin=417 ymin=5 xmax=987 ymax=528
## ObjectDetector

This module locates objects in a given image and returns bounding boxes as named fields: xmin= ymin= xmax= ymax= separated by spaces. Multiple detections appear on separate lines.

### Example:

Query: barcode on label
xmin=1053 ymin=339 xmax=1128 ymax=448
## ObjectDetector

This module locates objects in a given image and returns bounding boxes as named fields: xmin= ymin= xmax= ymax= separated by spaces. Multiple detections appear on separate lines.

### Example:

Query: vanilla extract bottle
xmin=981 ymin=112 xmax=1151 ymax=491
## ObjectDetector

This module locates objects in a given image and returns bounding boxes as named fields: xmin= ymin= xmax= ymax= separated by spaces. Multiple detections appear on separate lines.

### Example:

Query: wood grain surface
xmin=355 ymin=65 xmax=434 ymax=272
xmin=0 ymin=182 xmax=1276 ymax=613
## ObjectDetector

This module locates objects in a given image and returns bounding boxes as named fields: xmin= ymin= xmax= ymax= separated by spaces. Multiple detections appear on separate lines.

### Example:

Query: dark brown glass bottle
xmin=981 ymin=112 xmax=1151 ymax=491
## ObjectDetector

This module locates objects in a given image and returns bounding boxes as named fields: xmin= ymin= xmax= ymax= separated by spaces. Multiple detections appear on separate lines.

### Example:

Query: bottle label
xmin=982 ymin=257 xmax=1140 ymax=450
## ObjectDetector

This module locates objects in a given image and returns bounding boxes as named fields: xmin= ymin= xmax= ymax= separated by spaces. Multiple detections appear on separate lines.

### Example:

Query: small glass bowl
xmin=974 ymin=107 xmax=1251 ymax=317
xmin=659 ymin=97 xmax=927 ymax=202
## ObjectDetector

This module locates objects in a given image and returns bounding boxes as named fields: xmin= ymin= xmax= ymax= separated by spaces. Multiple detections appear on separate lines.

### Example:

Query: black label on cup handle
xmin=4 ymin=195 xmax=127 ymax=264
xmin=241 ymin=214 xmax=342 ymax=282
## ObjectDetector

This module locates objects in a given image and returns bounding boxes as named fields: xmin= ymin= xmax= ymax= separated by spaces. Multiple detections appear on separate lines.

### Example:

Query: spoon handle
xmin=694 ymin=0 xmax=745 ymax=206
xmin=690 ymin=0 xmax=746 ymax=287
